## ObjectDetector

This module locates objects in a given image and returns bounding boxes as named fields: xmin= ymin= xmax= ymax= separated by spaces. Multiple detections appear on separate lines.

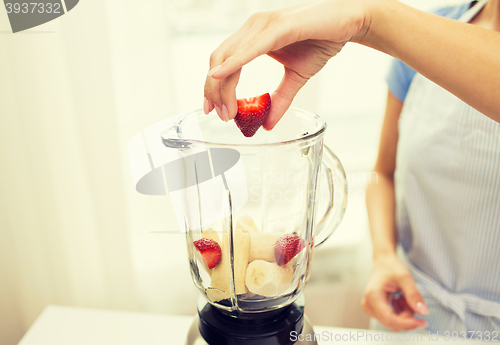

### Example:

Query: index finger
xmin=209 ymin=21 xmax=291 ymax=80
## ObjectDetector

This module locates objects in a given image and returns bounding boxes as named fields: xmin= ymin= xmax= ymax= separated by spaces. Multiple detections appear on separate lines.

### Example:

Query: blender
xmin=129 ymin=107 xmax=348 ymax=345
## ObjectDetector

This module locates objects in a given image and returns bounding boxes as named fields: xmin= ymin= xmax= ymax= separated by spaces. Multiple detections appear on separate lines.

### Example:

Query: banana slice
xmin=233 ymin=230 xmax=250 ymax=294
xmin=202 ymin=228 xmax=221 ymax=243
xmin=206 ymin=288 xmax=231 ymax=303
xmin=207 ymin=230 xmax=231 ymax=302
xmin=236 ymin=216 xmax=260 ymax=233
xmin=207 ymin=230 xmax=250 ymax=302
xmin=245 ymin=260 xmax=294 ymax=297
xmin=249 ymin=232 xmax=281 ymax=262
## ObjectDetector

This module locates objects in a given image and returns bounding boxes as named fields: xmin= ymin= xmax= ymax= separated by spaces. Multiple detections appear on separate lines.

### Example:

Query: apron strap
xmin=458 ymin=0 xmax=488 ymax=23
xmin=402 ymin=255 xmax=500 ymax=327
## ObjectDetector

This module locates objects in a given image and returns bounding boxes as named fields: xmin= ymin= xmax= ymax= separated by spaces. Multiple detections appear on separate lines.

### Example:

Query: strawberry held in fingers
xmin=274 ymin=233 xmax=305 ymax=266
xmin=389 ymin=292 xmax=411 ymax=315
xmin=193 ymin=238 xmax=222 ymax=269
xmin=234 ymin=93 xmax=271 ymax=137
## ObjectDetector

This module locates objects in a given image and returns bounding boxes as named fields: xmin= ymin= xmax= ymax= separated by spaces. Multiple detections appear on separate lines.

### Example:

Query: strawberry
xmin=389 ymin=292 xmax=411 ymax=314
xmin=234 ymin=93 xmax=271 ymax=137
xmin=274 ymin=233 xmax=305 ymax=266
xmin=193 ymin=238 xmax=222 ymax=269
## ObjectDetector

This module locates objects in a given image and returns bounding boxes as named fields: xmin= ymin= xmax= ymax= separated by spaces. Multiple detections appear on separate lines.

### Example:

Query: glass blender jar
xmin=160 ymin=107 xmax=348 ymax=345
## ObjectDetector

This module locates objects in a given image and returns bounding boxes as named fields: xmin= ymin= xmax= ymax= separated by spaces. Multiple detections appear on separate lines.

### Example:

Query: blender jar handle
xmin=314 ymin=145 xmax=348 ymax=247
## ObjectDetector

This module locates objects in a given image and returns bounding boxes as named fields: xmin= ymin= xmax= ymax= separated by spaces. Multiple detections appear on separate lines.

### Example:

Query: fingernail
xmin=208 ymin=99 xmax=215 ymax=112
xmin=214 ymin=104 xmax=222 ymax=119
xmin=416 ymin=301 xmax=429 ymax=315
xmin=208 ymin=65 xmax=222 ymax=77
xmin=222 ymin=104 xmax=229 ymax=122
xmin=203 ymin=97 xmax=209 ymax=114
xmin=416 ymin=321 xmax=429 ymax=330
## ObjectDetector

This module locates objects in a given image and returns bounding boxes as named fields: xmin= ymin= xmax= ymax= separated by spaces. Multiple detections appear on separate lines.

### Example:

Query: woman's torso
xmin=394 ymin=0 xmax=500 ymax=332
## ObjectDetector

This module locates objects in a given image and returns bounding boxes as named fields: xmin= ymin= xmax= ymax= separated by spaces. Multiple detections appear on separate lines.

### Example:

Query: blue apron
xmin=395 ymin=0 xmax=500 ymax=332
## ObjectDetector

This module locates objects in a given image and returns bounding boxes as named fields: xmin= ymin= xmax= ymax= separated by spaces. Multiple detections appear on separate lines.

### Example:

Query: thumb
xmin=263 ymin=67 xmax=308 ymax=130
xmin=399 ymin=274 xmax=429 ymax=315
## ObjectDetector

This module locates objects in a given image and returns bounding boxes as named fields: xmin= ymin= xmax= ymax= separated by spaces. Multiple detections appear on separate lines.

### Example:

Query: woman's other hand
xmin=361 ymin=254 xmax=429 ymax=331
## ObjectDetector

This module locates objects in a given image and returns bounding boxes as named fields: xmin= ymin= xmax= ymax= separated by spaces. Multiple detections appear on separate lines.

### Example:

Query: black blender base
xmin=186 ymin=296 xmax=318 ymax=345
xmin=186 ymin=315 xmax=317 ymax=345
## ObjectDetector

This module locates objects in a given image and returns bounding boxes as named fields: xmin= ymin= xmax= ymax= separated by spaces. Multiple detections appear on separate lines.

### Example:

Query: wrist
xmin=373 ymin=247 xmax=397 ymax=262
xmin=351 ymin=0 xmax=399 ymax=51
xmin=350 ymin=0 xmax=373 ymax=44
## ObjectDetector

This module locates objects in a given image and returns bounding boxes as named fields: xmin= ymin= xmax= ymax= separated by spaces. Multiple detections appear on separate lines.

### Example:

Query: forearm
xmin=357 ymin=0 xmax=500 ymax=122
xmin=366 ymin=173 xmax=397 ymax=260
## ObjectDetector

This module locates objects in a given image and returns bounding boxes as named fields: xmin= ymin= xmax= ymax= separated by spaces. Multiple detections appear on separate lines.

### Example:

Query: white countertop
xmin=18 ymin=305 xmax=484 ymax=345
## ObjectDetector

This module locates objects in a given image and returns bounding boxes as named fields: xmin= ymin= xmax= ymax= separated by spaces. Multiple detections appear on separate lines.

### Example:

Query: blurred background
xmin=0 ymin=0 xmax=467 ymax=344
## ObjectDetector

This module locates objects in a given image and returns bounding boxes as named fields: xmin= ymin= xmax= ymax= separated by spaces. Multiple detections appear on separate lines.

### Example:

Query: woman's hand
xmin=205 ymin=0 xmax=500 ymax=126
xmin=204 ymin=0 xmax=370 ymax=128
xmin=361 ymin=254 xmax=429 ymax=331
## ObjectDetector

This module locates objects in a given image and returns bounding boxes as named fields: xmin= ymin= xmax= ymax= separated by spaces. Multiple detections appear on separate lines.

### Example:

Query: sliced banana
xmin=245 ymin=260 xmax=294 ymax=297
xmin=208 ymin=230 xmax=230 ymax=302
xmin=207 ymin=230 xmax=250 ymax=302
xmin=202 ymin=228 xmax=221 ymax=243
xmin=236 ymin=216 xmax=260 ymax=233
xmin=206 ymin=288 xmax=231 ymax=303
xmin=233 ymin=230 xmax=250 ymax=294
xmin=249 ymin=232 xmax=281 ymax=262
